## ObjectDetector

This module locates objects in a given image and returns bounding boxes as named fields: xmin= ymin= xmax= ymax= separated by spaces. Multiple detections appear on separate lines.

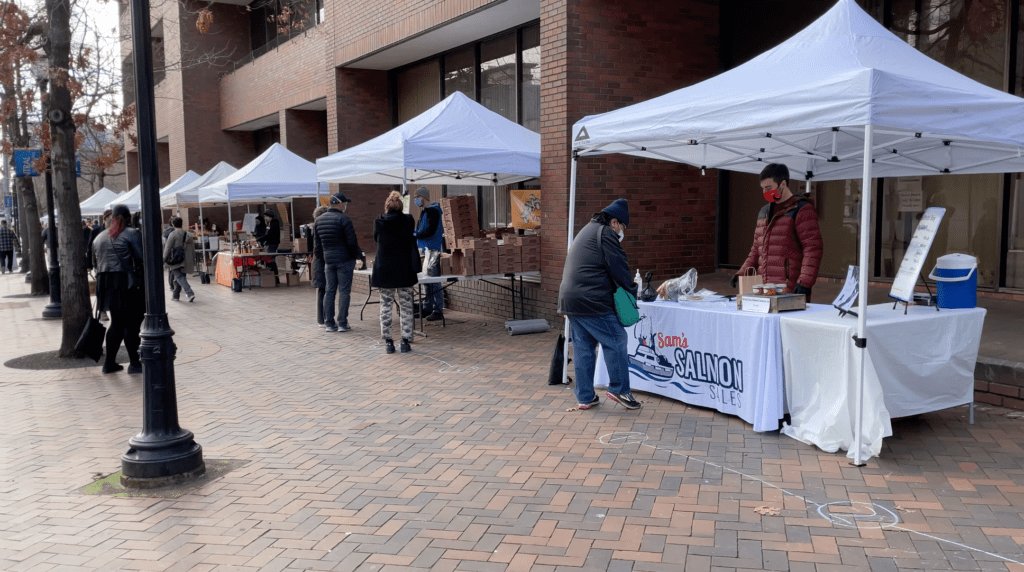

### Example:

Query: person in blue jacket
xmin=412 ymin=187 xmax=444 ymax=321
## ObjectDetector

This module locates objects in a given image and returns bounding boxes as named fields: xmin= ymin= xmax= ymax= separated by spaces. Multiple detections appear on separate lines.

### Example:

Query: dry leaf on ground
xmin=754 ymin=506 xmax=780 ymax=516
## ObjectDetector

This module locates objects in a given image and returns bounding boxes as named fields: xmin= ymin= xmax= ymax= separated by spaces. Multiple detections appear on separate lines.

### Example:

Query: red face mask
xmin=762 ymin=187 xmax=782 ymax=203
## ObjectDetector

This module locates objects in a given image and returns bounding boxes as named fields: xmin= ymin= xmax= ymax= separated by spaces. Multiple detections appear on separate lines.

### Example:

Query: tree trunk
xmin=2 ymin=86 xmax=49 ymax=292
xmin=46 ymin=0 xmax=90 ymax=358
xmin=18 ymin=178 xmax=49 ymax=293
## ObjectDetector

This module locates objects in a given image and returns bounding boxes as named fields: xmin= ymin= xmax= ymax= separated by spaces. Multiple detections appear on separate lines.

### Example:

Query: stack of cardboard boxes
xmin=438 ymin=195 xmax=541 ymax=276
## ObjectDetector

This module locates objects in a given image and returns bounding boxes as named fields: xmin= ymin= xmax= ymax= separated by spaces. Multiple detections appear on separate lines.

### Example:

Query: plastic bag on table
xmin=658 ymin=268 xmax=698 ymax=301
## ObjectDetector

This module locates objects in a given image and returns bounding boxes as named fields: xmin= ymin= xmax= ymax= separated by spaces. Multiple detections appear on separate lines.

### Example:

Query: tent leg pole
xmin=562 ymin=154 xmax=579 ymax=385
xmin=228 ymin=197 xmax=234 ymax=255
xmin=852 ymin=124 xmax=874 ymax=467
xmin=199 ymin=201 xmax=206 ymax=273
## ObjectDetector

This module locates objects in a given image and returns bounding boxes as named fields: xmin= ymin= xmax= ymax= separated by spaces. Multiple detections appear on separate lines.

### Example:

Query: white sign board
xmin=898 ymin=189 xmax=924 ymax=212
xmin=241 ymin=213 xmax=258 ymax=234
xmin=889 ymin=207 xmax=946 ymax=302
xmin=739 ymin=297 xmax=771 ymax=314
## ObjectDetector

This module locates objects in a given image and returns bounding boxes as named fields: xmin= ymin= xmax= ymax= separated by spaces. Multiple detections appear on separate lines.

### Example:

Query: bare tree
xmin=0 ymin=1 xmax=49 ymax=295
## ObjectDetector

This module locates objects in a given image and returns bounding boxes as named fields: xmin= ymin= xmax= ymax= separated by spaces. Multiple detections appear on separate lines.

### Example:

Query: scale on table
xmin=888 ymin=206 xmax=946 ymax=314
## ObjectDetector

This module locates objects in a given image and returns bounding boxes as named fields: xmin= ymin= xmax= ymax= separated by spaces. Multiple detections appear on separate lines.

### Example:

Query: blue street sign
xmin=3 ymin=196 xmax=12 ymax=209
xmin=13 ymin=150 xmax=81 ymax=177
xmin=13 ymin=150 xmax=42 ymax=177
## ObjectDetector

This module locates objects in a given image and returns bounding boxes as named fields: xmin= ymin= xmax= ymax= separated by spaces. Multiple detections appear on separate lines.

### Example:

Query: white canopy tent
xmin=197 ymin=143 xmax=326 ymax=252
xmin=567 ymin=0 xmax=1024 ymax=463
xmin=108 ymin=184 xmax=140 ymax=211
xmin=316 ymin=91 xmax=540 ymax=188
xmin=79 ymin=188 xmax=120 ymax=217
xmin=158 ymin=170 xmax=200 ymax=203
xmin=163 ymin=162 xmax=237 ymax=208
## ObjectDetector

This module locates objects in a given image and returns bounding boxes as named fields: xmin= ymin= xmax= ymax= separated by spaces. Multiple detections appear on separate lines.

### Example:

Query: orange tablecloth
xmin=214 ymin=253 xmax=273 ymax=287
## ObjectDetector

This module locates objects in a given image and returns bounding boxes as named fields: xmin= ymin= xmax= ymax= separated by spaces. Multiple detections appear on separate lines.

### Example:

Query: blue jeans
xmin=569 ymin=314 xmax=631 ymax=403
xmin=323 ymin=260 xmax=356 ymax=328
xmin=421 ymin=249 xmax=443 ymax=314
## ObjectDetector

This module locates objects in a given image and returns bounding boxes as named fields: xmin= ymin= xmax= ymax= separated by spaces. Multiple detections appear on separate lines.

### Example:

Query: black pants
xmin=105 ymin=301 xmax=144 ymax=367
xmin=0 ymin=250 xmax=12 ymax=272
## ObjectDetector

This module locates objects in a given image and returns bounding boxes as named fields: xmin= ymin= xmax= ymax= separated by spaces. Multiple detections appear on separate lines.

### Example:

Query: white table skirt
xmin=594 ymin=300 xmax=830 ymax=431
xmin=779 ymin=304 xmax=986 ymax=460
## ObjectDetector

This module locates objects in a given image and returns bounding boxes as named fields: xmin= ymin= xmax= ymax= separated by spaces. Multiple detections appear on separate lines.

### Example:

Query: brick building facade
xmin=121 ymin=0 xmax=1024 ymax=324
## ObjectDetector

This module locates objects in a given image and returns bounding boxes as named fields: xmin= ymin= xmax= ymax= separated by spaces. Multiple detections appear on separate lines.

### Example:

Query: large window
xmin=248 ymin=0 xmax=321 ymax=61
xmin=393 ymin=22 xmax=541 ymax=229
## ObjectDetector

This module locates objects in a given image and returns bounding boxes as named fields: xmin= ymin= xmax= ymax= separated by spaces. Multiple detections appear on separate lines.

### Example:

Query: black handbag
xmin=75 ymin=306 xmax=106 ymax=363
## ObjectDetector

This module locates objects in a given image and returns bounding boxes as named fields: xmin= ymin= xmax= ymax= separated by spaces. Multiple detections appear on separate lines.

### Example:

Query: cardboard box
xmin=439 ymin=253 xmax=452 ymax=276
xmin=461 ymin=249 xmax=475 ymax=276
xmin=737 ymin=293 xmax=806 ymax=313
xmin=285 ymin=273 xmax=300 ymax=286
xmin=258 ymin=270 xmax=276 ymax=287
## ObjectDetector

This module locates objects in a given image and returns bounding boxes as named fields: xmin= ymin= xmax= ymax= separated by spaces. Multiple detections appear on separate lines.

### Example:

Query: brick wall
xmin=220 ymin=29 xmax=331 ymax=130
xmin=326 ymin=68 xmax=393 ymax=255
xmin=537 ymin=0 xmax=720 ymax=325
xmin=282 ymin=109 xmax=328 ymax=163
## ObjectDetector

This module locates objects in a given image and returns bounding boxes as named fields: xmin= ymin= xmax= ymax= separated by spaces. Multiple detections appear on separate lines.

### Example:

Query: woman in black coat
xmin=371 ymin=191 xmax=421 ymax=354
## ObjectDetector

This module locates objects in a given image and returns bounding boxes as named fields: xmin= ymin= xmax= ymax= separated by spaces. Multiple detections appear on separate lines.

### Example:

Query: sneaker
xmin=187 ymin=294 xmax=195 ymax=303
xmin=385 ymin=339 xmax=395 ymax=354
xmin=325 ymin=325 xmax=338 ymax=332
xmin=578 ymin=396 xmax=600 ymax=410
xmin=171 ymin=297 xmax=179 ymax=302
xmin=127 ymin=362 xmax=143 ymax=374
xmin=425 ymin=311 xmax=443 ymax=322
xmin=606 ymin=391 xmax=642 ymax=410
xmin=337 ymin=324 xmax=351 ymax=332
xmin=400 ymin=339 xmax=411 ymax=353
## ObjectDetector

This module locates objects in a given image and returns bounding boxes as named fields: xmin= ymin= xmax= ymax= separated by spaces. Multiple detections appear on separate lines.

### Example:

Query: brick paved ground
xmin=3 ymin=273 xmax=1024 ymax=571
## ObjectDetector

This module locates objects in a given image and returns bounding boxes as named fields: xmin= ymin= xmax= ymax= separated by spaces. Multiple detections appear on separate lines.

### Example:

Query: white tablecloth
xmin=594 ymin=300 xmax=830 ymax=431
xmin=779 ymin=303 xmax=986 ymax=460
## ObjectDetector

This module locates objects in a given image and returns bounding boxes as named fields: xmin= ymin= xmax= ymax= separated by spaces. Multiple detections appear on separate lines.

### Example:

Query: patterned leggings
xmin=379 ymin=287 xmax=415 ymax=341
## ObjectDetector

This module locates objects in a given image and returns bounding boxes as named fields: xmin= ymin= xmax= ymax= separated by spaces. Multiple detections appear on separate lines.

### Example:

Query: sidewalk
xmin=3 ymin=272 xmax=1024 ymax=571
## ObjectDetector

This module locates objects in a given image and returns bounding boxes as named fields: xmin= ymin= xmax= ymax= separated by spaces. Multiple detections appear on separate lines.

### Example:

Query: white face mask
xmin=617 ymin=229 xmax=625 ymax=242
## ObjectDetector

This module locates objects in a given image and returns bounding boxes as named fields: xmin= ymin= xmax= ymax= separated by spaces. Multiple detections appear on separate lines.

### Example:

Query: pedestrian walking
xmin=314 ymin=193 xmax=364 ymax=332
xmin=372 ymin=191 xmax=420 ymax=353
xmin=0 ymin=220 xmax=20 ymax=274
xmin=0 ymin=220 xmax=19 ymax=274
xmin=557 ymin=198 xmax=641 ymax=410
xmin=163 ymin=216 xmax=195 ymax=302
xmin=92 ymin=205 xmax=145 ymax=374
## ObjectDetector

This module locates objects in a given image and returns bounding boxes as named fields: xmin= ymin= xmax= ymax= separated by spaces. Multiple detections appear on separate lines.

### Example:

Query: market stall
xmin=165 ymin=162 xmax=239 ymax=273
xmin=316 ymin=91 xmax=540 ymax=188
xmin=594 ymin=300 xmax=831 ymax=431
xmin=108 ymin=171 xmax=198 ymax=212
xmin=567 ymin=0 xmax=1024 ymax=461
xmin=79 ymin=188 xmax=120 ymax=217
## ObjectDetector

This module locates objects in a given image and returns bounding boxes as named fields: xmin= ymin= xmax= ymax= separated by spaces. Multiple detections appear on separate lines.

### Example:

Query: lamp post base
xmin=42 ymin=266 xmax=61 ymax=318
xmin=121 ymin=443 xmax=204 ymax=488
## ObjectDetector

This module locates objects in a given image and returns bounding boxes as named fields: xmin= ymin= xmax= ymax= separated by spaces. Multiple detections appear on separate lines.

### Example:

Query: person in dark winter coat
xmin=557 ymin=198 xmax=640 ymax=411
xmin=314 ymin=193 xmax=364 ymax=332
xmin=733 ymin=163 xmax=823 ymax=301
xmin=311 ymin=206 xmax=329 ymax=327
xmin=372 ymin=191 xmax=421 ymax=354
xmin=92 ymin=205 xmax=145 ymax=375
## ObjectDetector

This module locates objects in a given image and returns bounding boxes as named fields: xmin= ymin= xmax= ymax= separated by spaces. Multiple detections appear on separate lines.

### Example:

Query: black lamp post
xmin=120 ymin=0 xmax=203 ymax=487
xmin=32 ymin=56 xmax=61 ymax=319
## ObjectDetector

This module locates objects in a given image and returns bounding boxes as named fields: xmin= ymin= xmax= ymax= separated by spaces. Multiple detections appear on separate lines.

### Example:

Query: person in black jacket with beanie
xmin=372 ymin=191 xmax=421 ymax=353
xmin=557 ymin=198 xmax=640 ymax=411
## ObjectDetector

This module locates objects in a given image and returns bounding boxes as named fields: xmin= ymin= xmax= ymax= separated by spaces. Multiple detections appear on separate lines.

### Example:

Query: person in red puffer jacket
xmin=732 ymin=163 xmax=823 ymax=301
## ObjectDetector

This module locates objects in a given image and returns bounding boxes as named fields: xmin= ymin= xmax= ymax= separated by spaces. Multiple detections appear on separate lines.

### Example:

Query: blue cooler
xmin=928 ymin=253 xmax=977 ymax=309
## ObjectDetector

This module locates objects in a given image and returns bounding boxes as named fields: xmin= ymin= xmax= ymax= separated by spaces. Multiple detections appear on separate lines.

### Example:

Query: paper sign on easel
xmin=889 ymin=207 xmax=946 ymax=303
xmin=833 ymin=265 xmax=859 ymax=315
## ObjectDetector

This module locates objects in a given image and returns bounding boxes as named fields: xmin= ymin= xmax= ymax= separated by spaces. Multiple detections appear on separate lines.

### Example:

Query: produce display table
xmin=213 ymin=251 xmax=312 ymax=288
xmin=594 ymin=300 xmax=831 ymax=431
xmin=778 ymin=303 xmax=986 ymax=460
